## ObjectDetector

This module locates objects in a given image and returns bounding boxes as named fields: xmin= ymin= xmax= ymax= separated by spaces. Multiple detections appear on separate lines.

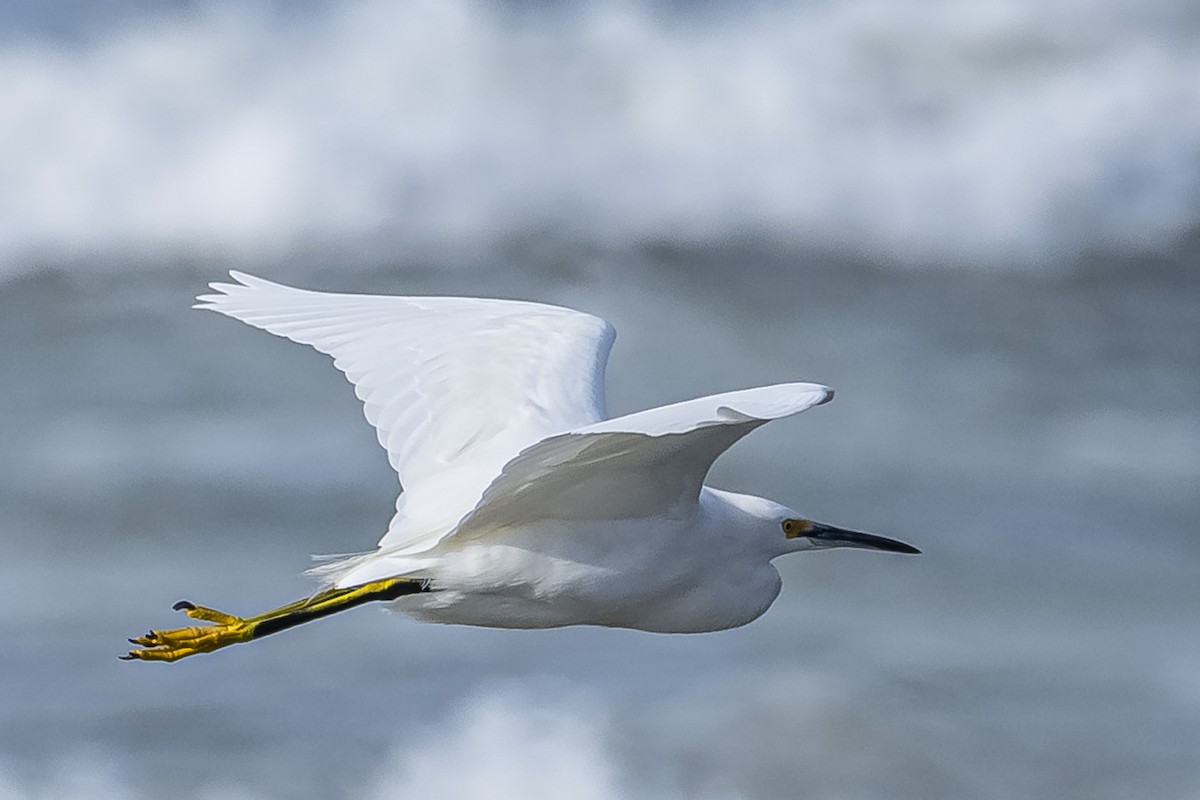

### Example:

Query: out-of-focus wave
xmin=0 ymin=691 xmax=680 ymax=800
xmin=1 ymin=0 xmax=1197 ymax=275
xmin=363 ymin=690 xmax=661 ymax=800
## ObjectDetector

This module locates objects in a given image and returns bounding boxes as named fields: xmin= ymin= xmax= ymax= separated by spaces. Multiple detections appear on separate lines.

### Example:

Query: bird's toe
xmin=122 ymin=601 xmax=253 ymax=662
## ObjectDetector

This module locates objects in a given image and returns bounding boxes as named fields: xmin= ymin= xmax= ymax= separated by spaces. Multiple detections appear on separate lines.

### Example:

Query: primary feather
xmin=197 ymin=271 xmax=615 ymax=555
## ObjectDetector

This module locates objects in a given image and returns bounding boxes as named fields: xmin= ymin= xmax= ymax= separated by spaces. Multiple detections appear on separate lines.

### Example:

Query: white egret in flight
xmin=124 ymin=272 xmax=918 ymax=662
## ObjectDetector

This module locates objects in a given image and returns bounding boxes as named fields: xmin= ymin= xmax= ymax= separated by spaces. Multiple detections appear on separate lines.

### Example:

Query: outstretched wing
xmin=196 ymin=272 xmax=616 ymax=544
xmin=450 ymin=382 xmax=833 ymax=540
xmin=326 ymin=382 xmax=833 ymax=586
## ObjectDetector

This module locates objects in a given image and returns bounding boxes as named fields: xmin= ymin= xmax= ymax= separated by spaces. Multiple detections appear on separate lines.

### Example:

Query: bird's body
xmin=378 ymin=488 xmax=786 ymax=633
xmin=124 ymin=272 xmax=917 ymax=662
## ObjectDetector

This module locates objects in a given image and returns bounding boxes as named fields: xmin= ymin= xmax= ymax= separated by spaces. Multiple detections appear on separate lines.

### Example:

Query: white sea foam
xmin=364 ymin=689 xmax=667 ymax=800
xmin=1 ymin=0 xmax=1197 ymax=274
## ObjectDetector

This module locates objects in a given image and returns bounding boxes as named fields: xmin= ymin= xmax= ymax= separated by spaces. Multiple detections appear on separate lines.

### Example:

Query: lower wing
xmin=448 ymin=382 xmax=832 ymax=540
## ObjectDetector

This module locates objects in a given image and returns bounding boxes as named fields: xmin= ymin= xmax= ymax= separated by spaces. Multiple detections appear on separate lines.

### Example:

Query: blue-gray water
xmin=2 ymin=2 xmax=1199 ymax=799
xmin=3 ymin=249 xmax=1198 ymax=799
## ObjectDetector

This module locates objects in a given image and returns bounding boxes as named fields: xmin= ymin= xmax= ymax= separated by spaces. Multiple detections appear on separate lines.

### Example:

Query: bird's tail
xmin=304 ymin=551 xmax=375 ymax=586
xmin=306 ymin=549 xmax=431 ymax=589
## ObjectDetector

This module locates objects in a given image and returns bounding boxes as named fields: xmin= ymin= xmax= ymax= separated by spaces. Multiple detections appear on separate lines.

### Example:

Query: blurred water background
xmin=1 ymin=1 xmax=1199 ymax=798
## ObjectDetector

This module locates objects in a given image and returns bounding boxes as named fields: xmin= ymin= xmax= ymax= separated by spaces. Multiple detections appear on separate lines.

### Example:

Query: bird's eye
xmin=783 ymin=519 xmax=814 ymax=538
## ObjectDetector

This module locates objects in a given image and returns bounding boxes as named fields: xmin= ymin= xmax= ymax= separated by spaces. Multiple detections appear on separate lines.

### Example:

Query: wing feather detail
xmin=195 ymin=271 xmax=616 ymax=546
xmin=448 ymin=383 xmax=833 ymax=540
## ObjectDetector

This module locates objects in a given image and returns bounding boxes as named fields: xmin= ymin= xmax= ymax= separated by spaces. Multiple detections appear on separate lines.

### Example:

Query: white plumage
xmin=191 ymin=271 xmax=917 ymax=635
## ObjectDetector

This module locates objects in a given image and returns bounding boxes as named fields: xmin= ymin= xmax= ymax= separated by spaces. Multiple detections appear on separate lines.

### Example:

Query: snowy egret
xmin=124 ymin=272 xmax=918 ymax=662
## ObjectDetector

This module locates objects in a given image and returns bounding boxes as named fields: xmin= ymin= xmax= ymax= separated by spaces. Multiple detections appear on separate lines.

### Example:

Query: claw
xmin=123 ymin=601 xmax=255 ymax=662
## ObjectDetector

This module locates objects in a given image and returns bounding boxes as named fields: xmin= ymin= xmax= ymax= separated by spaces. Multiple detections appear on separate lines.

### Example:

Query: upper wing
xmin=449 ymin=382 xmax=833 ymax=541
xmin=195 ymin=272 xmax=616 ymax=541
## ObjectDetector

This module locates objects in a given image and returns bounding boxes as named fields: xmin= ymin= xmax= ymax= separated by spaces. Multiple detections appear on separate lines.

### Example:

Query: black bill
xmin=808 ymin=522 xmax=921 ymax=554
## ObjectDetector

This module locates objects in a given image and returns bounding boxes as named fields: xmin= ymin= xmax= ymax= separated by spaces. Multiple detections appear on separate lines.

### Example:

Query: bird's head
xmin=716 ymin=490 xmax=919 ymax=558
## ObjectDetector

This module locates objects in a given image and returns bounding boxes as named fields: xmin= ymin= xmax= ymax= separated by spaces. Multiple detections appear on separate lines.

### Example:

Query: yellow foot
xmin=122 ymin=578 xmax=431 ymax=663
xmin=121 ymin=600 xmax=255 ymax=662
